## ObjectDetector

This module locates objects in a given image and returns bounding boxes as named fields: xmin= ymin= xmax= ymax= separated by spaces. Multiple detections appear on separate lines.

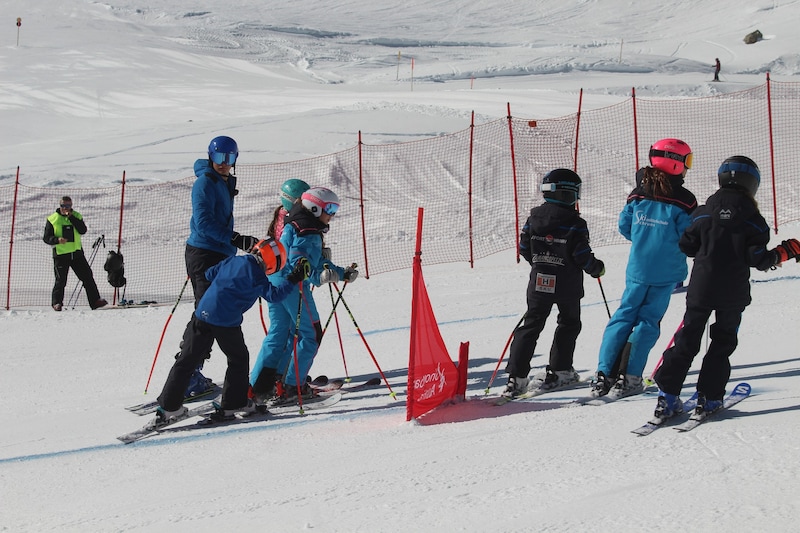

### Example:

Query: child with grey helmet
xmin=652 ymin=156 xmax=800 ymax=420
xmin=503 ymin=169 xmax=605 ymax=398
xmin=250 ymin=186 xmax=358 ymax=403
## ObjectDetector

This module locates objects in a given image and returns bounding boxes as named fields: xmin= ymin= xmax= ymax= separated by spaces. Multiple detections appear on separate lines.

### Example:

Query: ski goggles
xmin=540 ymin=181 xmax=581 ymax=199
xmin=323 ymin=202 xmax=339 ymax=216
xmin=60 ymin=203 xmax=73 ymax=209
xmin=651 ymin=149 xmax=693 ymax=170
xmin=210 ymin=152 xmax=238 ymax=166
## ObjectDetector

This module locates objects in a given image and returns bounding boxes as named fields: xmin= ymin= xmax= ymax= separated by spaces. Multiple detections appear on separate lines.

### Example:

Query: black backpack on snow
xmin=104 ymin=250 xmax=127 ymax=288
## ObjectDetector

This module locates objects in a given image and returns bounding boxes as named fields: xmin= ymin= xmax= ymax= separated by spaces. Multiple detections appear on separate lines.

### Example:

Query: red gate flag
xmin=406 ymin=208 xmax=465 ymax=421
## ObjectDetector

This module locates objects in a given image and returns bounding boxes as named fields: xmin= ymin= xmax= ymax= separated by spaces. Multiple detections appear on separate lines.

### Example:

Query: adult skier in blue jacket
xmin=183 ymin=136 xmax=259 ymax=397
xmin=152 ymin=238 xmax=309 ymax=427
xmin=591 ymin=138 xmax=698 ymax=399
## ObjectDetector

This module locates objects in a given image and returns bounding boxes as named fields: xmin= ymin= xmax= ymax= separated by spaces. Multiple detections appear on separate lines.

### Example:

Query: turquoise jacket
xmin=618 ymin=170 xmax=697 ymax=286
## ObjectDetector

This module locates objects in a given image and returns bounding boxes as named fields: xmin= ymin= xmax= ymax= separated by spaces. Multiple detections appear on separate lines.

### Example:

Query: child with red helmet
xmin=590 ymin=139 xmax=698 ymax=400
xmin=150 ymin=237 xmax=308 ymax=427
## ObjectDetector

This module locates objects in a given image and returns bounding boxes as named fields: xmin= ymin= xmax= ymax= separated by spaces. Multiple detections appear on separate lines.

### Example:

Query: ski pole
xmin=329 ymin=283 xmax=350 ymax=381
xmin=331 ymin=282 xmax=396 ymax=398
xmin=143 ymin=276 xmax=190 ymax=394
xmin=257 ymin=297 xmax=268 ymax=334
xmin=290 ymin=281 xmax=306 ymax=412
xmin=320 ymin=263 xmax=357 ymax=337
xmin=68 ymin=234 xmax=104 ymax=309
xmin=644 ymin=319 xmax=684 ymax=387
xmin=485 ymin=313 xmax=525 ymax=394
xmin=597 ymin=278 xmax=611 ymax=319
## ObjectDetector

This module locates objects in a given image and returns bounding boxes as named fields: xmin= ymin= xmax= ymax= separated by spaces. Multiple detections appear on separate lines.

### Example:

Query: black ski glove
xmin=286 ymin=258 xmax=310 ymax=284
xmin=231 ymin=232 xmax=258 ymax=252
xmin=587 ymin=259 xmax=605 ymax=278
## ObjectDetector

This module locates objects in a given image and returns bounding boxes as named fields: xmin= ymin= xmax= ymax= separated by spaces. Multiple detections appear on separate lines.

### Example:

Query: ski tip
xmin=732 ymin=382 xmax=751 ymax=394
xmin=366 ymin=377 xmax=381 ymax=386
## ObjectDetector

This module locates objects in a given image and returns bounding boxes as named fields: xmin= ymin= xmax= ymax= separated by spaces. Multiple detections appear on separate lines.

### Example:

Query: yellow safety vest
xmin=47 ymin=211 xmax=83 ymax=255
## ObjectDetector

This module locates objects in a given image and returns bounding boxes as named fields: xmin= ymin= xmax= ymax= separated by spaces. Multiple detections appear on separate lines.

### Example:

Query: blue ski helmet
xmin=208 ymin=136 xmax=239 ymax=166
xmin=279 ymin=178 xmax=311 ymax=211
xmin=718 ymin=156 xmax=760 ymax=196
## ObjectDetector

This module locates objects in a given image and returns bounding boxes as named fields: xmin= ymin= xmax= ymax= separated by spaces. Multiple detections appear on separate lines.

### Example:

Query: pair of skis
xmin=491 ymin=376 xmax=751 ymax=435
xmin=124 ymin=383 xmax=223 ymax=416
xmin=118 ymin=376 xmax=381 ymax=444
xmin=308 ymin=376 xmax=382 ymax=395
xmin=117 ymin=393 xmax=344 ymax=444
xmin=492 ymin=373 xmax=652 ymax=406
xmin=631 ymin=382 xmax=751 ymax=436
xmin=491 ymin=376 xmax=590 ymax=406
xmin=124 ymin=376 xmax=380 ymax=416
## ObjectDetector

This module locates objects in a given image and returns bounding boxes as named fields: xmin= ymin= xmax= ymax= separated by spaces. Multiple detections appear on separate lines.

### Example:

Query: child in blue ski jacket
xmin=591 ymin=138 xmax=697 ymax=399
xmin=249 ymin=187 xmax=358 ymax=403
xmin=152 ymin=238 xmax=308 ymax=426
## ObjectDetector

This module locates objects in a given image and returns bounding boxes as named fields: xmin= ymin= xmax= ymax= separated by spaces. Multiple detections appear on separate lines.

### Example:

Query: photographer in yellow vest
xmin=42 ymin=196 xmax=107 ymax=311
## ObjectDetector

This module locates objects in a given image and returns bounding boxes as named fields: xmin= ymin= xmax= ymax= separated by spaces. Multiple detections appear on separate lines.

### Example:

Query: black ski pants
xmin=158 ymin=315 xmax=250 ymax=411
xmin=51 ymin=250 xmax=102 ymax=307
xmin=183 ymin=244 xmax=229 ymax=364
xmin=185 ymin=244 xmax=228 ymax=306
xmin=506 ymin=297 xmax=581 ymax=378
xmin=654 ymin=304 xmax=745 ymax=400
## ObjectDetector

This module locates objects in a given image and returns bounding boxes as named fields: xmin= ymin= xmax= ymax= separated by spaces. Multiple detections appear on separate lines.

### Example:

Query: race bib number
xmin=535 ymin=273 xmax=556 ymax=294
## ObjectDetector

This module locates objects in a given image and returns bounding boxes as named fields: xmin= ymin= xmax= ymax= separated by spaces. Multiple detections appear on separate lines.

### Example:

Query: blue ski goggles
xmin=210 ymin=151 xmax=238 ymax=166
xmin=323 ymin=202 xmax=339 ymax=216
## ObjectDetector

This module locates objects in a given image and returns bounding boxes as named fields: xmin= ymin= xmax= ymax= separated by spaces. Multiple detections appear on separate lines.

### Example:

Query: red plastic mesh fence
xmin=3 ymin=80 xmax=800 ymax=308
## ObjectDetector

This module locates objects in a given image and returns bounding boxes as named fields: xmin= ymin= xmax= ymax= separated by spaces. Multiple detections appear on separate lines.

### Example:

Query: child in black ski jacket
xmin=503 ymin=169 xmax=605 ymax=398
xmin=653 ymin=156 xmax=800 ymax=418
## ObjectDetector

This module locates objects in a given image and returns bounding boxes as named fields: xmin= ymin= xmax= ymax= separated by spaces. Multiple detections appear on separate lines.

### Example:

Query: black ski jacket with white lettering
xmin=519 ymin=201 xmax=603 ymax=303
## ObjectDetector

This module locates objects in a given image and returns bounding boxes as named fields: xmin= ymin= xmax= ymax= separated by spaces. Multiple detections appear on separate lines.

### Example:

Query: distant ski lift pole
xmin=16 ymin=17 xmax=22 ymax=47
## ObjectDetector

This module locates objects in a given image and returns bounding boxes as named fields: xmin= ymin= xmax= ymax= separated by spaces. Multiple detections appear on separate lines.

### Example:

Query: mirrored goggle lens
xmin=652 ymin=149 xmax=692 ymax=170
xmin=540 ymin=182 xmax=580 ymax=198
xmin=324 ymin=202 xmax=339 ymax=216
xmin=210 ymin=152 xmax=237 ymax=165
xmin=60 ymin=204 xmax=72 ymax=208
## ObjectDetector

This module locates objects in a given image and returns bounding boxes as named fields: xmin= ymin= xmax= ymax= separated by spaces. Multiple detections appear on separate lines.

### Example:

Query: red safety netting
xmin=3 ymin=78 xmax=800 ymax=308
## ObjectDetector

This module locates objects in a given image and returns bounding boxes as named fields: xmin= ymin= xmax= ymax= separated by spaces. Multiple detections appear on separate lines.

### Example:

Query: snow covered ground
xmin=2 ymin=0 xmax=800 ymax=531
